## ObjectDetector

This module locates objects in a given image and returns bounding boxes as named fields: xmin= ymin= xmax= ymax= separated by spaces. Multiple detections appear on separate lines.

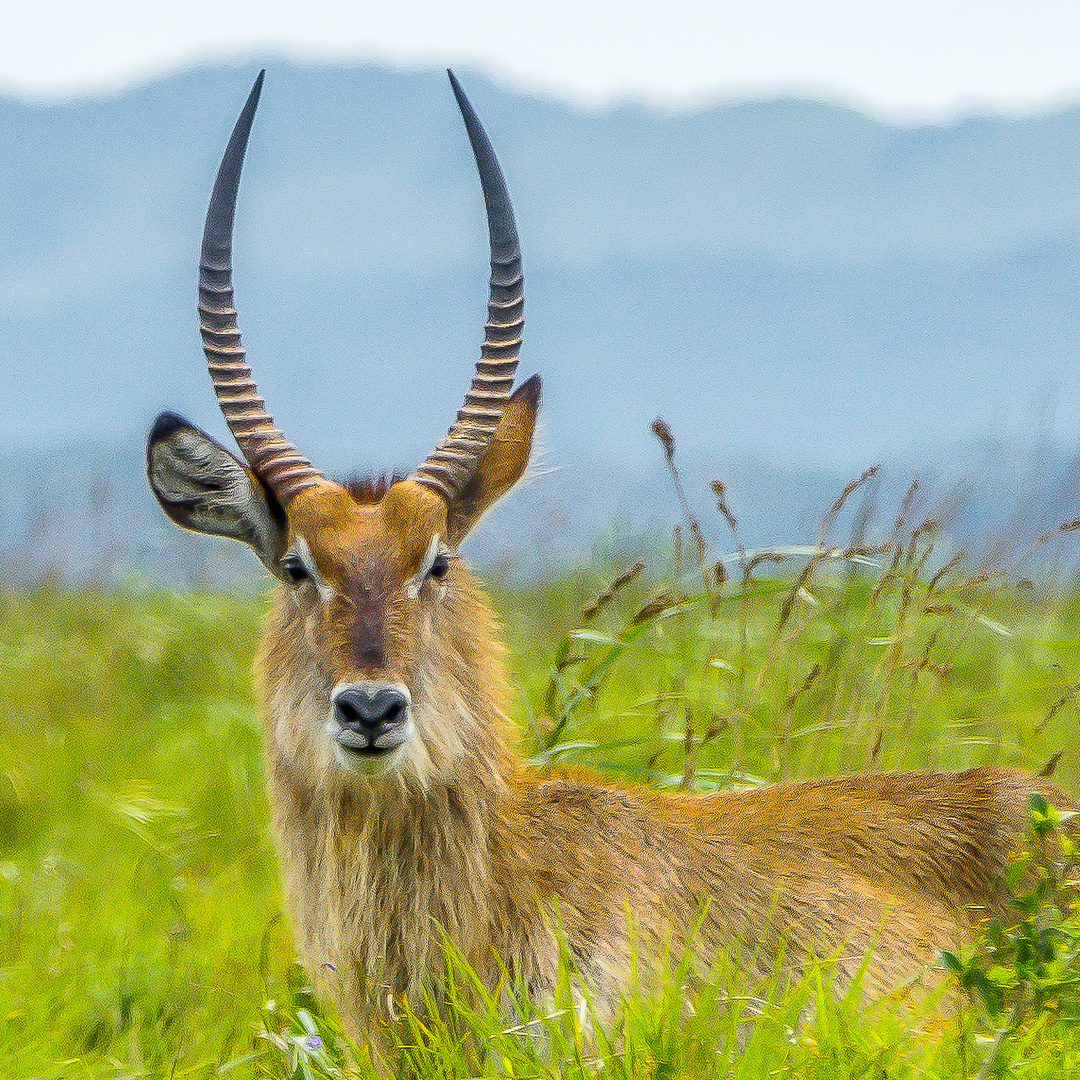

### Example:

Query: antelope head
xmin=147 ymin=71 xmax=538 ymax=783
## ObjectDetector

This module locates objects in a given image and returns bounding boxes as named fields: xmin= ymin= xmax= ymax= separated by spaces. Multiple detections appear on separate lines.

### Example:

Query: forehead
xmin=285 ymin=479 xmax=446 ymax=581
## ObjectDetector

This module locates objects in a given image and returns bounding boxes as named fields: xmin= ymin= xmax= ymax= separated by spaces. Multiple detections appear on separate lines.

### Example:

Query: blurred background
xmin=5 ymin=0 xmax=1080 ymax=585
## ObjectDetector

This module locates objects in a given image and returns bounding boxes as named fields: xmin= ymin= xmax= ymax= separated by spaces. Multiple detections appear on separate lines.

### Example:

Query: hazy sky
xmin=6 ymin=0 xmax=1080 ymax=119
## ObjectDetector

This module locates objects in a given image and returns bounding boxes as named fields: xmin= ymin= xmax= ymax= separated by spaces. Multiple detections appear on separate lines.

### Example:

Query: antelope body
xmin=148 ymin=72 xmax=1073 ymax=1038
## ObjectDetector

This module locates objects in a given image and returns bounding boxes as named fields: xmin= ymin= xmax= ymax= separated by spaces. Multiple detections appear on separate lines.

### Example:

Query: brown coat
xmin=256 ymin=561 xmax=1071 ymax=1034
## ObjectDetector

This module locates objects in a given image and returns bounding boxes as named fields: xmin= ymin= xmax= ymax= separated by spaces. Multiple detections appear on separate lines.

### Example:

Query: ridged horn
xmin=410 ymin=70 xmax=525 ymax=503
xmin=199 ymin=70 xmax=325 ymax=504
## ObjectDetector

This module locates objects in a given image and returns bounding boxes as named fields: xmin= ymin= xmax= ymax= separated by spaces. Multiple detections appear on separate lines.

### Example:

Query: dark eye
xmin=281 ymin=553 xmax=310 ymax=585
xmin=428 ymin=553 xmax=450 ymax=581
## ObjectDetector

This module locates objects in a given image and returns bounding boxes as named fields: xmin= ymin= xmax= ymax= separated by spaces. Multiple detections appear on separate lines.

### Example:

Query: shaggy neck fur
xmin=256 ymin=566 xmax=543 ymax=1031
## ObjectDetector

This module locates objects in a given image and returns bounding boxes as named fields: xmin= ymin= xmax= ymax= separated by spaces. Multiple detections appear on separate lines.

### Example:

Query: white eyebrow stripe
xmin=404 ymin=533 xmax=441 ymax=599
xmin=294 ymin=535 xmax=335 ymax=602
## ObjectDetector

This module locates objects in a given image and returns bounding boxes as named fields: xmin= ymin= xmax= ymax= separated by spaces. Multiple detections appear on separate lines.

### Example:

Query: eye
xmin=281 ymin=553 xmax=310 ymax=585
xmin=428 ymin=553 xmax=450 ymax=582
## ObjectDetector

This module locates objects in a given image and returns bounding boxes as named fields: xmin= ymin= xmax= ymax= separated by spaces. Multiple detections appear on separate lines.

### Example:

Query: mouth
xmin=335 ymin=741 xmax=396 ymax=759
xmin=329 ymin=735 xmax=404 ymax=775
xmin=326 ymin=716 xmax=410 ymax=772
xmin=329 ymin=723 xmax=408 ymax=753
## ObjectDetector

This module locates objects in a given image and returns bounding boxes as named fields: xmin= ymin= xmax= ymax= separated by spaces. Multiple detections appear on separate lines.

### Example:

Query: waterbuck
xmin=147 ymin=72 xmax=1074 ymax=1038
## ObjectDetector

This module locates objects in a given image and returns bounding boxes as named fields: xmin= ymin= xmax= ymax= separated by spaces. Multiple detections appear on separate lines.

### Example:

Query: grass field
xmin=3 ymin=475 xmax=1080 ymax=1077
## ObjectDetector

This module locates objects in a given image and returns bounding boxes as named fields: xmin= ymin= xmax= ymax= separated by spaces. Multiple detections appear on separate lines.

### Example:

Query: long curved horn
xmin=410 ymin=70 xmax=525 ymax=503
xmin=199 ymin=70 xmax=325 ymax=504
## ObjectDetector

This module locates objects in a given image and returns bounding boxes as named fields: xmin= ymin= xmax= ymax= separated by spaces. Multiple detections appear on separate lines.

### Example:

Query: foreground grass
xmin=2 ymin=507 xmax=1080 ymax=1076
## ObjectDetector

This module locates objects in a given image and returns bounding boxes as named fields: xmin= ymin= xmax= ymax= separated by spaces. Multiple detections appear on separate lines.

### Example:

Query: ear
xmin=446 ymin=375 xmax=540 ymax=546
xmin=147 ymin=412 xmax=287 ymax=571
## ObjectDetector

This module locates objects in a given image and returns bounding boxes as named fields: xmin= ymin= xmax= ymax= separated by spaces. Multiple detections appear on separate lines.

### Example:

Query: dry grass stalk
xmin=774 ymin=662 xmax=823 ymax=780
xmin=818 ymin=464 xmax=881 ymax=547
xmin=1035 ymin=682 xmax=1080 ymax=737
xmin=711 ymin=477 xmax=752 ymax=703
xmin=581 ymin=561 xmax=646 ymax=623
xmin=742 ymin=551 xmax=789 ymax=586
xmin=652 ymin=418 xmax=713 ymax=606
xmin=540 ymin=561 xmax=650 ymax=727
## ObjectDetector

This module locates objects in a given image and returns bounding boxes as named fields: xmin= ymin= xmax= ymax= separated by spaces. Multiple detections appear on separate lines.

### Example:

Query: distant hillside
xmin=3 ymin=62 xmax=1080 ymax=581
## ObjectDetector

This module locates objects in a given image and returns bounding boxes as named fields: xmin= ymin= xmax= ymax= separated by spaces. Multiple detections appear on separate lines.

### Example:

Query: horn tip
xmin=249 ymin=69 xmax=266 ymax=107
xmin=447 ymin=69 xmax=471 ymax=113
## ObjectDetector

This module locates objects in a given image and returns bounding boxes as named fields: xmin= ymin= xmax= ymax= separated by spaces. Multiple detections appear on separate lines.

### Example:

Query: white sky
xmin=5 ymin=0 xmax=1080 ymax=120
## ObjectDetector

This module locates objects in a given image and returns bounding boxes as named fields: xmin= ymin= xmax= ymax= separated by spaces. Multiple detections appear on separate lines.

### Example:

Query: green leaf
xmin=939 ymin=950 xmax=963 ymax=975
xmin=569 ymin=629 xmax=623 ymax=647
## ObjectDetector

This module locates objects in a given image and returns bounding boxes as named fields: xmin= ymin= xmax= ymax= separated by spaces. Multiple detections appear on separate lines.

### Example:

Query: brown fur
xmin=255 ymin=483 xmax=1074 ymax=1034
xmin=147 ymin=398 xmax=1075 ymax=1039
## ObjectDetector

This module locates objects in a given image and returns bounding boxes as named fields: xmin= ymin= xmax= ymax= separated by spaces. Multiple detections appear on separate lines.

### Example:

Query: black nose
xmin=333 ymin=686 xmax=409 ymax=738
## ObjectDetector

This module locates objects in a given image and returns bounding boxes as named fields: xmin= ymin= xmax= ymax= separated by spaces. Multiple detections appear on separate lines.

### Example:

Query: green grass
xmin=2 ymin=502 xmax=1080 ymax=1076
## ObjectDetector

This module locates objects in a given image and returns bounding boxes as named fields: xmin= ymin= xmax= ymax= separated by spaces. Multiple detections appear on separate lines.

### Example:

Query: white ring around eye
xmin=405 ymin=534 xmax=441 ymax=599
xmin=292 ymin=536 xmax=335 ymax=602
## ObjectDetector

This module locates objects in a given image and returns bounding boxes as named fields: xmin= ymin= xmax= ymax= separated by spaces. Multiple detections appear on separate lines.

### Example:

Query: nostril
xmin=334 ymin=694 xmax=362 ymax=729
xmin=333 ymin=686 xmax=409 ymax=733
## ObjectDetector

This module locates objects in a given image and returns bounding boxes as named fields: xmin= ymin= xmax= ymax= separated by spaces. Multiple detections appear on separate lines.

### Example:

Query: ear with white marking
xmin=147 ymin=411 xmax=287 ymax=570
xmin=446 ymin=375 xmax=540 ymax=547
